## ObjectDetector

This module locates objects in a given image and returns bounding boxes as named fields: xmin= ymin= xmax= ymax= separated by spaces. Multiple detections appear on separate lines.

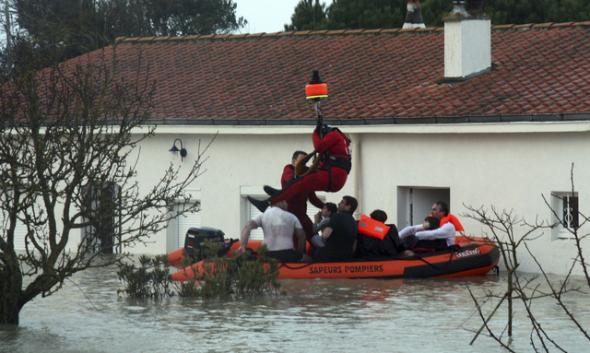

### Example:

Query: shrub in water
xmin=118 ymin=244 xmax=280 ymax=299
xmin=117 ymin=255 xmax=175 ymax=299
xmin=193 ymin=249 xmax=281 ymax=299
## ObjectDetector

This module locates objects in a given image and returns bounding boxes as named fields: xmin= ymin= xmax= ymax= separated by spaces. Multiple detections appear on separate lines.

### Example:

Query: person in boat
xmin=248 ymin=123 xmax=351 ymax=213
xmin=355 ymin=210 xmax=403 ymax=258
xmin=431 ymin=201 xmax=465 ymax=236
xmin=239 ymin=200 xmax=306 ymax=262
xmin=313 ymin=202 xmax=337 ymax=233
xmin=310 ymin=202 xmax=337 ymax=248
xmin=280 ymin=150 xmax=325 ymax=241
xmin=312 ymin=196 xmax=358 ymax=261
xmin=398 ymin=216 xmax=456 ymax=250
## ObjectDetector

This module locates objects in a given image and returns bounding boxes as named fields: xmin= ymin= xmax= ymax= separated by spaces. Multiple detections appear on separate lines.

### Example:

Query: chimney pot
xmin=402 ymin=0 xmax=426 ymax=29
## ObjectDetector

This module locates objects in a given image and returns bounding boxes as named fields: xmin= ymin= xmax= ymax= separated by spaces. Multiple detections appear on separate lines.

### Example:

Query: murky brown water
xmin=1 ymin=267 xmax=589 ymax=353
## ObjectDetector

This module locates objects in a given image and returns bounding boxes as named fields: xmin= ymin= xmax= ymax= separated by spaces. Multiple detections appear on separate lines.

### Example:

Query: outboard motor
xmin=184 ymin=227 xmax=226 ymax=260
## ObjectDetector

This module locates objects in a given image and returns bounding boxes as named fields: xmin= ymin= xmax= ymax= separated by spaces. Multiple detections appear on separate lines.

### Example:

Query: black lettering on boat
xmin=344 ymin=264 xmax=384 ymax=273
xmin=309 ymin=265 xmax=343 ymax=274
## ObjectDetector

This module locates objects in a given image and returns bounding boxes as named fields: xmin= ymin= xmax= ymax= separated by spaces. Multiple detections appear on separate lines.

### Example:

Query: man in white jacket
xmin=399 ymin=216 xmax=456 ymax=247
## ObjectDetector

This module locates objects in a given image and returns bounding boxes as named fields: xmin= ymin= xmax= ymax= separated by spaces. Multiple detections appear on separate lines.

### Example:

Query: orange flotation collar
xmin=305 ymin=82 xmax=328 ymax=100
xmin=305 ymin=70 xmax=329 ymax=100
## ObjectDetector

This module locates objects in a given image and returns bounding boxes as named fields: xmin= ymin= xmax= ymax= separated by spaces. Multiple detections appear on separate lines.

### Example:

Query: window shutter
xmin=176 ymin=204 xmax=201 ymax=249
xmin=563 ymin=195 xmax=579 ymax=230
xmin=248 ymin=203 xmax=264 ymax=240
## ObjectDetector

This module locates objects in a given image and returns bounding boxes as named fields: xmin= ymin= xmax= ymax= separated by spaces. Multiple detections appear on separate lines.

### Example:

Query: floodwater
xmin=1 ymin=267 xmax=589 ymax=353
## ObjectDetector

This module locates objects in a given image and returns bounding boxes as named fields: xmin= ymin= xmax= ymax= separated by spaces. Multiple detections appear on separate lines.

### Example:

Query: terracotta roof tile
xmin=86 ymin=22 xmax=590 ymax=122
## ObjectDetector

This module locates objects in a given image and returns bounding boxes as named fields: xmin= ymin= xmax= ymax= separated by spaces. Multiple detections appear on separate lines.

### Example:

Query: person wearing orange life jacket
xmin=355 ymin=210 xmax=402 ymax=258
xmin=431 ymin=201 xmax=465 ymax=236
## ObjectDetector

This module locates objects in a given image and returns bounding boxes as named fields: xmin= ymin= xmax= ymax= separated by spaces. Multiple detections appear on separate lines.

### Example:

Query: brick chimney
xmin=402 ymin=0 xmax=425 ymax=29
xmin=444 ymin=1 xmax=491 ymax=79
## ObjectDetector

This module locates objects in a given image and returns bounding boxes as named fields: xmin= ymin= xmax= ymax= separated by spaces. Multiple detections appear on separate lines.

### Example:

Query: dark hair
xmin=370 ymin=209 xmax=388 ymax=223
xmin=435 ymin=201 xmax=449 ymax=216
xmin=342 ymin=195 xmax=358 ymax=213
xmin=292 ymin=150 xmax=307 ymax=161
xmin=324 ymin=202 xmax=337 ymax=215
xmin=424 ymin=216 xmax=440 ymax=230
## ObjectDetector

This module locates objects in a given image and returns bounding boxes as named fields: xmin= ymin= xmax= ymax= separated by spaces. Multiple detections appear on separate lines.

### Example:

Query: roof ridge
xmin=115 ymin=20 xmax=590 ymax=44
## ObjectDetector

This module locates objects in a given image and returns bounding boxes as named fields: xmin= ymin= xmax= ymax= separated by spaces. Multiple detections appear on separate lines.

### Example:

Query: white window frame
xmin=551 ymin=191 xmax=579 ymax=240
xmin=396 ymin=186 xmax=451 ymax=228
xmin=166 ymin=189 xmax=201 ymax=252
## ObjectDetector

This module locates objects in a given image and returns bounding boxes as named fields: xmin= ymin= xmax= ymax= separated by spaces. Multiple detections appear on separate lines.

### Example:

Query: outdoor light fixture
xmin=169 ymin=138 xmax=188 ymax=159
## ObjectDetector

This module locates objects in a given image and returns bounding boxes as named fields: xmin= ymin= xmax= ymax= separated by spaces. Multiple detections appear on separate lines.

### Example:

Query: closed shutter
xmin=175 ymin=204 xmax=201 ymax=249
xmin=247 ymin=203 xmax=264 ymax=240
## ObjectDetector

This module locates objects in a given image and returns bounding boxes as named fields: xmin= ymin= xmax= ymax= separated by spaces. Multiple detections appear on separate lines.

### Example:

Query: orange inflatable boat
xmin=168 ymin=236 xmax=499 ymax=281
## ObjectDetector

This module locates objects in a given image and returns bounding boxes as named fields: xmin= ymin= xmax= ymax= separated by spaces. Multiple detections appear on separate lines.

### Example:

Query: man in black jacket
xmin=313 ymin=196 xmax=358 ymax=261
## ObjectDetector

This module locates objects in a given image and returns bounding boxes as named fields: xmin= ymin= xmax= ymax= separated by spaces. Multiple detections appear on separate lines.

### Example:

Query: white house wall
xmin=128 ymin=133 xmax=355 ymax=255
xmin=360 ymin=131 xmax=590 ymax=275
xmin=122 ymin=125 xmax=590 ymax=276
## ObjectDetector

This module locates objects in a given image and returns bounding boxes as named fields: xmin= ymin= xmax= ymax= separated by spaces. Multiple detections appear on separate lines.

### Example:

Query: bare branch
xmin=467 ymin=286 xmax=517 ymax=352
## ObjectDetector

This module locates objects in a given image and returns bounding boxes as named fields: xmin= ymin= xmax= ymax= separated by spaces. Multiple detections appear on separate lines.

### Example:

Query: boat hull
xmin=168 ymin=237 xmax=499 ymax=281
xmin=277 ymin=244 xmax=498 ymax=279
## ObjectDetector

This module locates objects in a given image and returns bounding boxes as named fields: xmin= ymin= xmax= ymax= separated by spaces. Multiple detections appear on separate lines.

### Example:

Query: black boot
xmin=263 ymin=185 xmax=281 ymax=197
xmin=247 ymin=196 xmax=270 ymax=213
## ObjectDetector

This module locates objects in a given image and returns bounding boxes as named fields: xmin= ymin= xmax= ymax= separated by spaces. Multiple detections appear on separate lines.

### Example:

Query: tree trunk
xmin=0 ymin=271 xmax=23 ymax=325
xmin=507 ymin=270 xmax=513 ymax=337
xmin=0 ymin=298 xmax=20 ymax=325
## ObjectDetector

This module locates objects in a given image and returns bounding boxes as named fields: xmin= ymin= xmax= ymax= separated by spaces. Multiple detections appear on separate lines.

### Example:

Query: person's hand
xmin=314 ymin=211 xmax=322 ymax=224
xmin=237 ymin=246 xmax=246 ymax=254
xmin=294 ymin=153 xmax=307 ymax=165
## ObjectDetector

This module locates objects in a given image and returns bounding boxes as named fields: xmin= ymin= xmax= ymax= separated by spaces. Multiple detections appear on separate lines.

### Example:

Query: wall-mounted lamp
xmin=169 ymin=138 xmax=188 ymax=159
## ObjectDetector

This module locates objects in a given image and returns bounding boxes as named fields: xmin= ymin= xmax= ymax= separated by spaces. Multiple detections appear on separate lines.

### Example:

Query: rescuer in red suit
xmin=249 ymin=124 xmax=351 ymax=213
xmin=282 ymin=151 xmax=325 ymax=241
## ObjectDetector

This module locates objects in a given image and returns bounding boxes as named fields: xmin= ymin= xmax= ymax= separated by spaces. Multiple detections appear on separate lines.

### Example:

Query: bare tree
xmin=0 ymin=0 xmax=17 ymax=72
xmin=0 ymin=49 xmax=209 ymax=325
xmin=465 ymin=164 xmax=589 ymax=351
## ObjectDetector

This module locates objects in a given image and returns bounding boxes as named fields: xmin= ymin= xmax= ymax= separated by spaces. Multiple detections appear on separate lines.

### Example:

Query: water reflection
xmin=1 ymin=267 xmax=588 ymax=353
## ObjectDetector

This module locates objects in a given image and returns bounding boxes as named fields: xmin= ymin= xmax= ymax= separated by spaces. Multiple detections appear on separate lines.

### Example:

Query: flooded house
xmin=10 ymin=13 xmax=590 ymax=276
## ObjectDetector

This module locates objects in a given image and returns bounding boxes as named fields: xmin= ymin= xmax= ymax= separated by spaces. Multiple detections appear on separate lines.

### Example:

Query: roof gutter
xmin=143 ymin=116 xmax=590 ymax=136
xmin=146 ymin=112 xmax=590 ymax=127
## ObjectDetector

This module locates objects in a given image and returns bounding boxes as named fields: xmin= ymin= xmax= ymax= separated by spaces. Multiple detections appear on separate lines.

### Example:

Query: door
xmin=397 ymin=187 xmax=450 ymax=228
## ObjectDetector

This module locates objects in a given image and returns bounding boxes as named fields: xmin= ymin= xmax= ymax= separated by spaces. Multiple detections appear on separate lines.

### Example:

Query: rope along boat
xmin=167 ymin=233 xmax=499 ymax=281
